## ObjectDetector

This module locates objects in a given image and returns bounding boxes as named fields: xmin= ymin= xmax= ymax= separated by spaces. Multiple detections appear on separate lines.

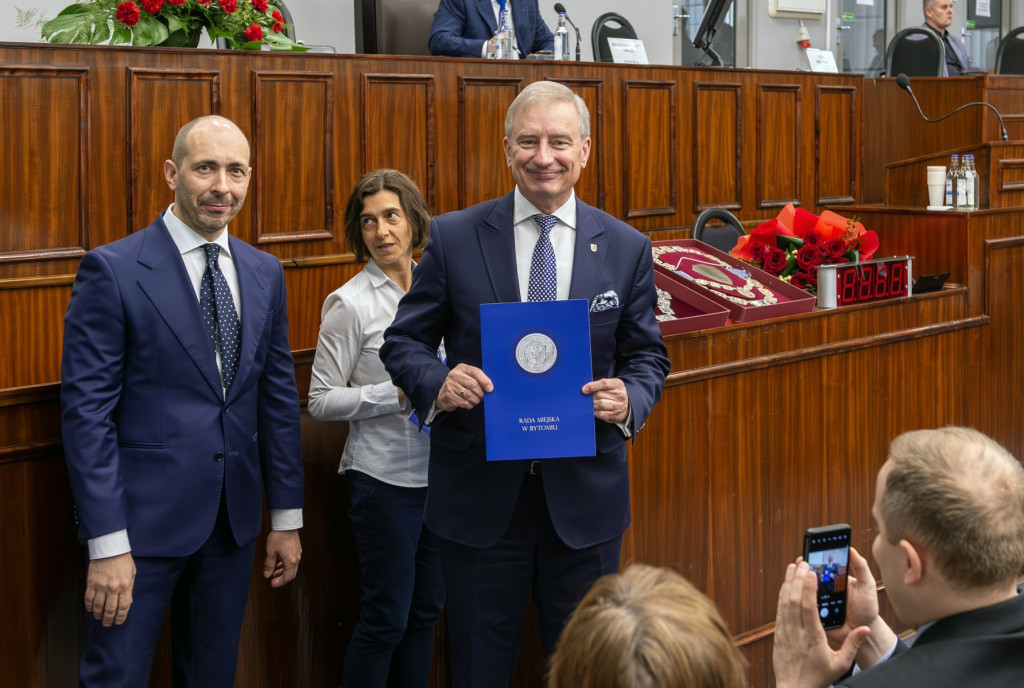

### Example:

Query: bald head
xmin=172 ymin=116 xmax=250 ymax=169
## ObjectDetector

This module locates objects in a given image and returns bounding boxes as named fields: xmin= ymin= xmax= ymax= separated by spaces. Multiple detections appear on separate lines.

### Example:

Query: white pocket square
xmin=590 ymin=290 xmax=620 ymax=312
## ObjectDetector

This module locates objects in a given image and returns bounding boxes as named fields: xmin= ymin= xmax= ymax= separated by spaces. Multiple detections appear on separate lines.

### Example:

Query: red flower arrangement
xmin=38 ymin=0 xmax=305 ymax=50
xmin=730 ymin=203 xmax=879 ymax=295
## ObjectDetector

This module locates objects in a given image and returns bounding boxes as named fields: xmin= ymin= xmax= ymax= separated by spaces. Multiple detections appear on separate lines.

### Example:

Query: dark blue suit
xmin=429 ymin=0 xmax=555 ymax=58
xmin=381 ymin=192 xmax=669 ymax=685
xmin=61 ymin=215 xmax=304 ymax=685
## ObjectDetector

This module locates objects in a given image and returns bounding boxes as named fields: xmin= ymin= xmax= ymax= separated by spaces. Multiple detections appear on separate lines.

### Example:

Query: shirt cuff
xmin=88 ymin=530 xmax=131 ymax=560
xmin=271 ymin=508 xmax=303 ymax=531
xmin=615 ymin=404 xmax=634 ymax=438
xmin=852 ymin=635 xmax=899 ymax=675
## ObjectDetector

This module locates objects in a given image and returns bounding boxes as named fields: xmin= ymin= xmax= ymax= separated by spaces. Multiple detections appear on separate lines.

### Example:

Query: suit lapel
xmin=478 ymin=193 xmax=521 ymax=302
xmin=228 ymin=238 xmax=271 ymax=403
xmin=569 ymin=200 xmax=609 ymax=302
xmin=135 ymin=219 xmax=223 ymax=398
xmin=475 ymin=0 xmax=496 ymax=31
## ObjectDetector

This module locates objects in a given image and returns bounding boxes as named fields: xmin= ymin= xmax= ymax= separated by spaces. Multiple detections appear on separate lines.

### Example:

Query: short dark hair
xmin=343 ymin=169 xmax=430 ymax=263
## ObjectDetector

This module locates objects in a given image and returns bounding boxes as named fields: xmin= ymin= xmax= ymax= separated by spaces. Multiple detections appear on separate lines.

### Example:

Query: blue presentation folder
xmin=480 ymin=299 xmax=596 ymax=462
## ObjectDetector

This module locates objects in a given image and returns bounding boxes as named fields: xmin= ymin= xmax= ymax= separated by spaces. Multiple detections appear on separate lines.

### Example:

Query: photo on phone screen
xmin=803 ymin=524 xmax=852 ymax=629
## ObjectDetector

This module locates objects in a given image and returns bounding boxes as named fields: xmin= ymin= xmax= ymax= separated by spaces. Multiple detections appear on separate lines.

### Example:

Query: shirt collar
xmin=363 ymin=256 xmax=417 ymax=288
xmin=512 ymin=187 xmax=577 ymax=229
xmin=163 ymin=205 xmax=232 ymax=257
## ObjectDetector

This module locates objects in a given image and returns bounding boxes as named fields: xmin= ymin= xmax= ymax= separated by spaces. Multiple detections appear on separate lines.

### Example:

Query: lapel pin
xmin=590 ymin=243 xmax=597 ymax=253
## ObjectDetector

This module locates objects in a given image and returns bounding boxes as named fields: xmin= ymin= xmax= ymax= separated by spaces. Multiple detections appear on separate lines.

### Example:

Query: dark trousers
xmin=343 ymin=470 xmax=445 ymax=688
xmin=79 ymin=498 xmax=256 ymax=688
xmin=437 ymin=469 xmax=622 ymax=688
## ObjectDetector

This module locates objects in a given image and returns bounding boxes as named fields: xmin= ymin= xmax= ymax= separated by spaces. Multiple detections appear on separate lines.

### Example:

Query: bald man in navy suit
xmin=61 ymin=116 xmax=304 ymax=687
xmin=381 ymin=81 xmax=669 ymax=686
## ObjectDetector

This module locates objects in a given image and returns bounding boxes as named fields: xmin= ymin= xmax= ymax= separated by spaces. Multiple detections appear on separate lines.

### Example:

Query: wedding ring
xmin=458 ymin=387 xmax=465 ymax=398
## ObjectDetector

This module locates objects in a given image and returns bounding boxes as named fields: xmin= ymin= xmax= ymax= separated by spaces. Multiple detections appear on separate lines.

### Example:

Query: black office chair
xmin=995 ymin=27 xmax=1024 ymax=75
xmin=691 ymin=208 xmax=745 ymax=254
xmin=591 ymin=12 xmax=638 ymax=63
xmin=355 ymin=0 xmax=434 ymax=56
xmin=885 ymin=27 xmax=944 ymax=77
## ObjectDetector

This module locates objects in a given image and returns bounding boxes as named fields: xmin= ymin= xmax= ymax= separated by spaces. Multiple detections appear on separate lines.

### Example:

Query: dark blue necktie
xmin=199 ymin=244 xmax=240 ymax=392
xmin=499 ymin=0 xmax=507 ymax=15
xmin=528 ymin=214 xmax=558 ymax=301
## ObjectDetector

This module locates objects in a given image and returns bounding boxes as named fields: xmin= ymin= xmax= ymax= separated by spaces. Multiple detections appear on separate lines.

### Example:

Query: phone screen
xmin=802 ymin=524 xmax=851 ymax=629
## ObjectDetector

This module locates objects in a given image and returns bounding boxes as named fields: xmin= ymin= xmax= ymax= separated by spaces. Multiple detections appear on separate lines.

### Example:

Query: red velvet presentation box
xmin=651 ymin=239 xmax=816 ymax=323
xmin=654 ymin=272 xmax=730 ymax=335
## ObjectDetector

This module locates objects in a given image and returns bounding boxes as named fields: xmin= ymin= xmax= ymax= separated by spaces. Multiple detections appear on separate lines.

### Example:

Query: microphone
xmin=553 ymin=2 xmax=582 ymax=62
xmin=896 ymin=73 xmax=1009 ymax=142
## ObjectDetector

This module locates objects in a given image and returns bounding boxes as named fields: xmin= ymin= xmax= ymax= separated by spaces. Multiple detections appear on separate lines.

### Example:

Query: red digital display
xmin=835 ymin=260 xmax=909 ymax=306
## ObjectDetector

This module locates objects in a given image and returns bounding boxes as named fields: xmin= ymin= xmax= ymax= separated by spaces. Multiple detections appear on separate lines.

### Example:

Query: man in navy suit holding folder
xmin=61 ymin=115 xmax=304 ymax=687
xmin=381 ymin=81 xmax=669 ymax=686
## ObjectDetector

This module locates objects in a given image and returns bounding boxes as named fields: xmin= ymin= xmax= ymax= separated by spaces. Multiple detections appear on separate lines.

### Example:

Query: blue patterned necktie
xmin=498 ymin=0 xmax=506 ymax=15
xmin=199 ymin=243 xmax=240 ymax=392
xmin=528 ymin=214 xmax=558 ymax=301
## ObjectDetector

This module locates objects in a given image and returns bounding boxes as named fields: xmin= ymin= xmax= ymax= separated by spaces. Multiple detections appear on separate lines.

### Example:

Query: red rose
xmin=272 ymin=21 xmax=283 ymax=32
xmin=251 ymin=0 xmax=268 ymax=11
xmin=749 ymin=243 xmax=766 ymax=264
xmin=272 ymin=9 xmax=283 ymax=21
xmin=141 ymin=0 xmax=164 ymax=14
xmin=826 ymin=238 xmax=848 ymax=259
xmin=790 ymin=271 xmax=811 ymax=290
xmin=197 ymin=0 xmax=210 ymax=4
xmin=115 ymin=1 xmax=141 ymax=25
xmin=244 ymin=23 xmax=263 ymax=42
xmin=763 ymin=248 xmax=788 ymax=275
xmin=219 ymin=0 xmax=238 ymax=13
xmin=796 ymin=244 xmax=823 ymax=271
xmin=802 ymin=230 xmax=822 ymax=247
xmin=167 ymin=0 xmax=187 ymax=5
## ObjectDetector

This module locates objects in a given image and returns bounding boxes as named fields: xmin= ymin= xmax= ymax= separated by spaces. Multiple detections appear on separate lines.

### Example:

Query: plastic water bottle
xmin=554 ymin=12 xmax=570 ymax=61
xmin=496 ymin=10 xmax=513 ymax=59
xmin=955 ymin=157 xmax=969 ymax=210
xmin=945 ymin=154 xmax=958 ymax=207
xmin=963 ymin=154 xmax=978 ymax=211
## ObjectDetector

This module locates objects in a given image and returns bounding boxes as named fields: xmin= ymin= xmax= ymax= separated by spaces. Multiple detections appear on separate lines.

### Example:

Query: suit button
xmin=214 ymin=452 xmax=224 ymax=462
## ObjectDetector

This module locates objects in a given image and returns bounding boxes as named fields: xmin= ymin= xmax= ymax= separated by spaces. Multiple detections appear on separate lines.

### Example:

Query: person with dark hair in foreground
xmin=774 ymin=427 xmax=1024 ymax=688
xmin=549 ymin=563 xmax=747 ymax=688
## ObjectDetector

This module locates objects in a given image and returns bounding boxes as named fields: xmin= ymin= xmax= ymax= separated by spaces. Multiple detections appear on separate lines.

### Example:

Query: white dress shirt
xmin=481 ymin=0 xmax=519 ymax=58
xmin=308 ymin=259 xmax=430 ymax=488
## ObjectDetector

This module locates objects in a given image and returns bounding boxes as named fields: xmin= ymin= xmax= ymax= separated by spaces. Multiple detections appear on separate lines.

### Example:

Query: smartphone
xmin=802 ymin=523 xmax=851 ymax=629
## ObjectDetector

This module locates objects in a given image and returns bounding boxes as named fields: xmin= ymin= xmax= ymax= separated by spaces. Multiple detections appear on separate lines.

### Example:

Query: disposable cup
xmin=928 ymin=182 xmax=944 ymax=207
xmin=926 ymin=166 xmax=946 ymax=185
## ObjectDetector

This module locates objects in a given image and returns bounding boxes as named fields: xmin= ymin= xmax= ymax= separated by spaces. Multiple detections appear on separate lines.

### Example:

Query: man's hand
xmin=828 ymin=547 xmax=897 ymax=670
xmin=264 ymin=530 xmax=302 ymax=588
xmin=773 ymin=561 xmax=870 ymax=688
xmin=436 ymin=363 xmax=493 ymax=412
xmin=85 ymin=552 xmax=136 ymax=627
xmin=582 ymin=378 xmax=630 ymax=423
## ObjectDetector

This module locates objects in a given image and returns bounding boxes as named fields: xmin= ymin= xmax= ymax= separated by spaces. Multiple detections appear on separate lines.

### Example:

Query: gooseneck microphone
xmin=553 ymin=2 xmax=582 ymax=62
xmin=896 ymin=73 xmax=1009 ymax=142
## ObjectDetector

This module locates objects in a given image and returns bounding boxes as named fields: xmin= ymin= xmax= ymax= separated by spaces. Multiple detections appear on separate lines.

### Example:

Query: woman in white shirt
xmin=308 ymin=169 xmax=442 ymax=687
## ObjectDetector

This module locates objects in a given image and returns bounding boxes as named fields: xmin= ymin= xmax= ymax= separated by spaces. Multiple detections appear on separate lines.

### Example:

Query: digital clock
xmin=816 ymin=256 xmax=913 ymax=309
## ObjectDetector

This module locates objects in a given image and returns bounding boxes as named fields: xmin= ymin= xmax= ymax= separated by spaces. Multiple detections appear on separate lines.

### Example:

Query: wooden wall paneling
xmin=252 ymin=70 xmax=335 ymax=248
xmin=361 ymin=73 xmax=436 ymax=212
xmin=0 ymin=283 xmax=73 ymax=389
xmin=757 ymin=84 xmax=801 ymax=209
xmin=692 ymin=81 xmax=741 ymax=211
xmin=0 ymin=450 xmax=83 ymax=688
xmin=549 ymin=76 xmax=605 ymax=212
xmin=0 ymin=66 xmax=89 ymax=266
xmin=814 ymin=85 xmax=857 ymax=206
xmin=970 ymin=237 xmax=1024 ymax=460
xmin=621 ymin=80 xmax=677 ymax=220
xmin=128 ymin=68 xmax=221 ymax=236
xmin=457 ymin=76 xmax=523 ymax=209
xmin=283 ymin=262 xmax=361 ymax=352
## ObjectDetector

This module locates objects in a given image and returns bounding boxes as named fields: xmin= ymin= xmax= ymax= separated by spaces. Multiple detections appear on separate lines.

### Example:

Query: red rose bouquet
xmin=730 ymin=203 xmax=879 ymax=295
xmin=36 ymin=0 xmax=304 ymax=50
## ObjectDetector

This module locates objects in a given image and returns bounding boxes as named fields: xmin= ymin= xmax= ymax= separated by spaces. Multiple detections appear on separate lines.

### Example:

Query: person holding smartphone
xmin=773 ymin=427 xmax=1024 ymax=688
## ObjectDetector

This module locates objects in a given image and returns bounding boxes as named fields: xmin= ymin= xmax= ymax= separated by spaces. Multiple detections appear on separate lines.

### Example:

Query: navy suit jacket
xmin=429 ymin=0 xmax=554 ymax=58
xmin=381 ymin=193 xmax=669 ymax=549
xmin=61 ymin=215 xmax=304 ymax=558
xmin=842 ymin=590 xmax=1024 ymax=688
